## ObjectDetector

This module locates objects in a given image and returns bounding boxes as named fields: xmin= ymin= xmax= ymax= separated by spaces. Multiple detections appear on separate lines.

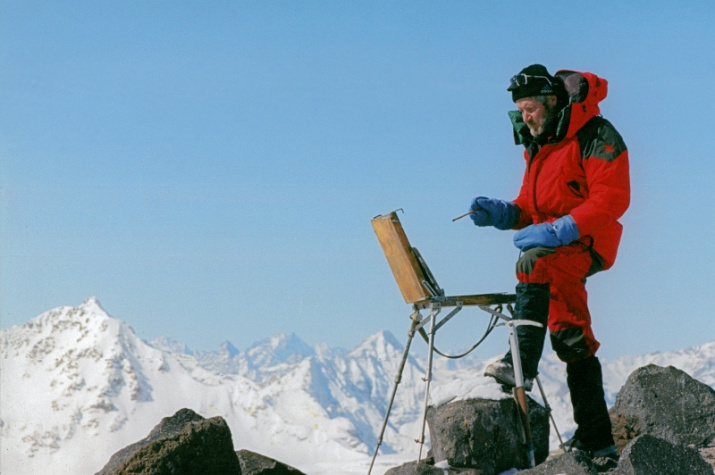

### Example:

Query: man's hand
xmin=513 ymin=215 xmax=580 ymax=251
xmin=469 ymin=197 xmax=520 ymax=230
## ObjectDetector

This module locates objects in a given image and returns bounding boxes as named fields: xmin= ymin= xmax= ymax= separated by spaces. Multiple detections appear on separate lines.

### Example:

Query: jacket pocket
xmin=566 ymin=179 xmax=584 ymax=198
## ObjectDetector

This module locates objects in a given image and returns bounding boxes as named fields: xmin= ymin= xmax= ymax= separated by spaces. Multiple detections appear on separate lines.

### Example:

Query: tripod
xmin=367 ymin=295 xmax=543 ymax=474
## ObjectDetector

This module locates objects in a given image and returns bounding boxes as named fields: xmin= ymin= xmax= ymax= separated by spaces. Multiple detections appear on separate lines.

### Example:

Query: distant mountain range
xmin=2 ymin=297 xmax=714 ymax=475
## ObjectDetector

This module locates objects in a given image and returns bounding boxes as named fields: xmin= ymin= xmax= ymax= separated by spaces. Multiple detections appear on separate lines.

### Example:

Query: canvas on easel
xmin=371 ymin=210 xmax=442 ymax=304
xmin=371 ymin=210 xmax=513 ymax=308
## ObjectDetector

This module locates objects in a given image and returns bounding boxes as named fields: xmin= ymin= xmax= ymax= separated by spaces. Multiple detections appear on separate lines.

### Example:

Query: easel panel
xmin=371 ymin=212 xmax=431 ymax=304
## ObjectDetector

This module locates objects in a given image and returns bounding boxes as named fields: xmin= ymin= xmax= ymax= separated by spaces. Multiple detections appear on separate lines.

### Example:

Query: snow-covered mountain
xmin=1 ymin=298 xmax=714 ymax=475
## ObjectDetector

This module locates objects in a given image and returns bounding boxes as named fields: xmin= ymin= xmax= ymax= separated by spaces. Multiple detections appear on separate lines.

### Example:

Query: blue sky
xmin=2 ymin=1 xmax=714 ymax=361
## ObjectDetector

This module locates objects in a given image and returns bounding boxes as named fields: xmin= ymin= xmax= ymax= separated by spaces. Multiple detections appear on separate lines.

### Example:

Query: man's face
xmin=516 ymin=96 xmax=557 ymax=137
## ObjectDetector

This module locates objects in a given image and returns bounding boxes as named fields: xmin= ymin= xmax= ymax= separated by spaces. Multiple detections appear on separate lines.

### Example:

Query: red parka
xmin=510 ymin=71 xmax=630 ymax=270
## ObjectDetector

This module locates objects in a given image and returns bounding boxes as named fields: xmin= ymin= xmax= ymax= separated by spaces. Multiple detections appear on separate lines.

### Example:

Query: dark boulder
xmin=610 ymin=364 xmax=715 ymax=451
xmin=615 ymin=434 xmax=713 ymax=475
xmin=426 ymin=397 xmax=549 ymax=475
xmin=96 ymin=408 xmax=241 ymax=475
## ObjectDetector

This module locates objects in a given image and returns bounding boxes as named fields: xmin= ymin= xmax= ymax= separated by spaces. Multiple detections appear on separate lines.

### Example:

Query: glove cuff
xmin=552 ymin=215 xmax=579 ymax=245
xmin=494 ymin=202 xmax=521 ymax=230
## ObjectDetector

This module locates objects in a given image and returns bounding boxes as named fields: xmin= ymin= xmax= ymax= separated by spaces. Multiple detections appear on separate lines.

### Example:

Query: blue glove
xmin=513 ymin=215 xmax=580 ymax=251
xmin=469 ymin=197 xmax=521 ymax=230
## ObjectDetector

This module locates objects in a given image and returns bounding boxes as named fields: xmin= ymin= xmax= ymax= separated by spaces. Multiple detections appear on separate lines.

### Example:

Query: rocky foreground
xmin=96 ymin=408 xmax=305 ymax=475
xmin=95 ymin=364 xmax=714 ymax=474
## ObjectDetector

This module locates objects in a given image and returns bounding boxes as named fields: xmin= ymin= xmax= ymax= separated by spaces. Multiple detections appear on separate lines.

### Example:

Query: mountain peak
xmin=348 ymin=330 xmax=402 ymax=359
xmin=80 ymin=296 xmax=106 ymax=313
xmin=151 ymin=336 xmax=194 ymax=355
xmin=218 ymin=340 xmax=239 ymax=357
xmin=246 ymin=332 xmax=315 ymax=367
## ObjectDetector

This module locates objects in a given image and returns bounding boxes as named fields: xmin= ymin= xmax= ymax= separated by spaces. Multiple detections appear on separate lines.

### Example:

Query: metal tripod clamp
xmin=505 ymin=319 xmax=542 ymax=390
xmin=477 ymin=304 xmax=545 ymax=390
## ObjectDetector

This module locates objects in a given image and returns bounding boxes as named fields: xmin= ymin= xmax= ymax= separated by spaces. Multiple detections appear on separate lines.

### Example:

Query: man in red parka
xmin=469 ymin=64 xmax=630 ymax=460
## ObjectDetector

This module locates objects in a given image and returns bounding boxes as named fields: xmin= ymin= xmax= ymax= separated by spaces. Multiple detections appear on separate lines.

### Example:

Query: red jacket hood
xmin=555 ymin=70 xmax=609 ymax=138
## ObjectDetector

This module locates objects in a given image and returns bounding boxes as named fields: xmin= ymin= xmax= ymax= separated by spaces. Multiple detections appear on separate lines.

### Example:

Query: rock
xmin=385 ymin=460 xmax=483 ymax=474
xmin=610 ymin=365 xmax=715 ymax=451
xmin=96 ymin=408 xmax=241 ymax=475
xmin=615 ymin=434 xmax=713 ymax=475
xmin=236 ymin=449 xmax=306 ymax=474
xmin=515 ymin=450 xmax=597 ymax=474
xmin=699 ymin=444 xmax=715 ymax=472
xmin=97 ymin=408 xmax=205 ymax=474
xmin=426 ymin=397 xmax=549 ymax=475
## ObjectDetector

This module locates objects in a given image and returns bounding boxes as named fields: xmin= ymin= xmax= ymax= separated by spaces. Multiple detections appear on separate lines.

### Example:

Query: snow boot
xmin=483 ymin=360 xmax=534 ymax=391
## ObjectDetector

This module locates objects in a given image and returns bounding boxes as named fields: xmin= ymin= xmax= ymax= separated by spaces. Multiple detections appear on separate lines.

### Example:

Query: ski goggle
xmin=508 ymin=73 xmax=554 ymax=91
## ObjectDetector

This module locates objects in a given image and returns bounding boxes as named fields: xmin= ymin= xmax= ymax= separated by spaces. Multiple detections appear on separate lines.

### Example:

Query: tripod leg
xmin=416 ymin=304 xmax=440 ymax=462
xmin=535 ymin=376 xmax=565 ymax=452
xmin=508 ymin=321 xmax=536 ymax=467
xmin=367 ymin=314 xmax=420 ymax=475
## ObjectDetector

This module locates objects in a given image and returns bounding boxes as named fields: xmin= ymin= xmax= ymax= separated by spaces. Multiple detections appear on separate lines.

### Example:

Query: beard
xmin=527 ymin=121 xmax=545 ymax=137
xmin=527 ymin=103 xmax=558 ymax=138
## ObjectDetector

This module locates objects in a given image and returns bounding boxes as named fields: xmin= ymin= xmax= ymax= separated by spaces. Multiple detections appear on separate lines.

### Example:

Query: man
xmin=469 ymin=64 xmax=630 ymax=460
